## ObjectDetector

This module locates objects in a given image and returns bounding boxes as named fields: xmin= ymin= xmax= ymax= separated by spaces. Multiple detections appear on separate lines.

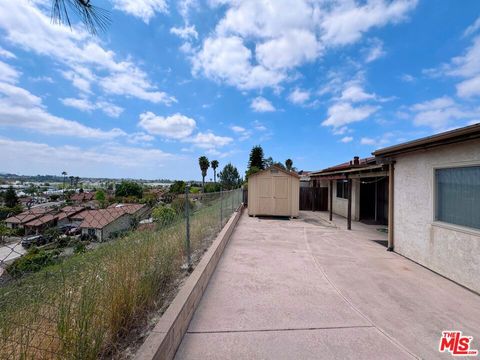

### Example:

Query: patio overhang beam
xmin=310 ymin=164 xmax=385 ymax=178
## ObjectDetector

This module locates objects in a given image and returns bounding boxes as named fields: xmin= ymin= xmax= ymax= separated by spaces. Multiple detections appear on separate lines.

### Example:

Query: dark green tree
xmin=169 ymin=181 xmax=186 ymax=195
xmin=115 ymin=181 xmax=143 ymax=198
xmin=211 ymin=160 xmax=219 ymax=183
xmin=219 ymin=163 xmax=241 ymax=190
xmin=285 ymin=159 xmax=293 ymax=171
xmin=248 ymin=146 xmax=265 ymax=170
xmin=198 ymin=156 xmax=210 ymax=192
xmin=4 ymin=186 xmax=19 ymax=208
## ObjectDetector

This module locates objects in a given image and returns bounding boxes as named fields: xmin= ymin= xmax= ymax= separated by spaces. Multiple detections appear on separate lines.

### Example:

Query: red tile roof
xmin=80 ymin=204 xmax=147 ymax=229
xmin=5 ymin=207 xmax=52 ymax=225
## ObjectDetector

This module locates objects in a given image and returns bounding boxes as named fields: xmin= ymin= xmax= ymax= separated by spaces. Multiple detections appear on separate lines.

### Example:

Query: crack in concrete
xmin=187 ymin=325 xmax=375 ymax=334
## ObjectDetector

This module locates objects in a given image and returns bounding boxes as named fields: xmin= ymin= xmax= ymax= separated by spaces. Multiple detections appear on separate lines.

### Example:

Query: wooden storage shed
xmin=248 ymin=165 xmax=300 ymax=217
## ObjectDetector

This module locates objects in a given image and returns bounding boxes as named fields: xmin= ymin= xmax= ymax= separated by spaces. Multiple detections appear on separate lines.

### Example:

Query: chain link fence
xmin=0 ymin=187 xmax=243 ymax=359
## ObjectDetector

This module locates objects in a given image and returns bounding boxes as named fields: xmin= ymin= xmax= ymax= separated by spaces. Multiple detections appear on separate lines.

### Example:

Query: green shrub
xmin=189 ymin=186 xmax=201 ymax=194
xmin=204 ymin=183 xmax=221 ymax=193
xmin=152 ymin=206 xmax=177 ymax=226
xmin=74 ymin=243 xmax=87 ymax=254
xmin=7 ymin=248 xmax=60 ymax=277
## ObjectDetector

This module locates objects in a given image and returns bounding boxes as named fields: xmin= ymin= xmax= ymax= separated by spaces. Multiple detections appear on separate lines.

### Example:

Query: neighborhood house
xmin=79 ymin=204 xmax=149 ymax=241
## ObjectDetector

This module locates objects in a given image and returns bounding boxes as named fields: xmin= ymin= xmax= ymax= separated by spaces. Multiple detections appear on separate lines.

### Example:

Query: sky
xmin=0 ymin=0 xmax=480 ymax=181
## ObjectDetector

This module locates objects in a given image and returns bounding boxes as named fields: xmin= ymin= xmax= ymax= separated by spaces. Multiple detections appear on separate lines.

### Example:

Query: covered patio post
xmin=329 ymin=179 xmax=333 ymax=221
xmin=347 ymin=177 xmax=352 ymax=230
xmin=387 ymin=163 xmax=394 ymax=251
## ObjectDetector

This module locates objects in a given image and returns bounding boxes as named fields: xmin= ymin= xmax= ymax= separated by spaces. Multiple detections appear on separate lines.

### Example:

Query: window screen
xmin=435 ymin=166 xmax=480 ymax=230
xmin=336 ymin=180 xmax=348 ymax=199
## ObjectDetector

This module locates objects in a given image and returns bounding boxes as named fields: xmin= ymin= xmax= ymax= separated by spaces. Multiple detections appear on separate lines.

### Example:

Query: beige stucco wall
xmin=331 ymin=180 xmax=360 ymax=221
xmin=393 ymin=138 xmax=480 ymax=293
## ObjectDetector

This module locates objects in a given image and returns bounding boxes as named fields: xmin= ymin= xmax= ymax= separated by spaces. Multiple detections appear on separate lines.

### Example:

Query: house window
xmin=87 ymin=228 xmax=95 ymax=236
xmin=336 ymin=180 xmax=348 ymax=199
xmin=435 ymin=166 xmax=480 ymax=230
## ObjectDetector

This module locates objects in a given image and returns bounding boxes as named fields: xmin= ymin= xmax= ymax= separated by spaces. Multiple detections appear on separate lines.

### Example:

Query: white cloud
xmin=252 ymin=120 xmax=267 ymax=131
xmin=400 ymin=73 xmax=415 ymax=82
xmin=364 ymin=38 xmax=386 ymax=63
xmin=111 ymin=0 xmax=168 ymax=23
xmin=457 ymin=74 xmax=480 ymax=98
xmin=0 ymin=60 xmax=20 ymax=84
xmin=428 ymin=33 xmax=480 ymax=98
xmin=0 ymin=46 xmax=16 ymax=59
xmin=321 ymin=0 xmax=418 ymax=46
xmin=463 ymin=17 xmax=480 ymax=37
xmin=231 ymin=125 xmax=246 ymax=133
xmin=360 ymin=133 xmax=394 ymax=146
xmin=0 ymin=82 xmax=125 ymax=139
xmin=360 ymin=137 xmax=376 ymax=145
xmin=340 ymin=136 xmax=353 ymax=143
xmin=170 ymin=25 xmax=198 ymax=40
xmin=288 ymin=88 xmax=310 ymax=104
xmin=184 ymin=131 xmax=233 ymax=149
xmin=127 ymin=132 xmax=155 ymax=144
xmin=409 ymin=96 xmax=479 ymax=129
xmin=0 ymin=1 xmax=174 ymax=104
xmin=250 ymin=96 xmax=275 ymax=112
xmin=192 ymin=36 xmax=285 ymax=89
xmin=193 ymin=0 xmax=417 ymax=90
xmin=230 ymin=125 xmax=251 ymax=140
xmin=30 ymin=76 xmax=54 ymax=83
xmin=61 ymin=97 xmax=124 ymax=118
xmin=322 ymin=102 xmax=379 ymax=128
xmin=0 ymin=138 xmax=176 ymax=178
xmin=255 ymin=29 xmax=321 ymax=70
xmin=340 ymin=84 xmax=376 ymax=102
xmin=139 ymin=112 xmax=196 ymax=139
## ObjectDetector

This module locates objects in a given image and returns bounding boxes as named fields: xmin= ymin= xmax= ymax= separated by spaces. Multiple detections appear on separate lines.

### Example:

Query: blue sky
xmin=0 ymin=0 xmax=479 ymax=180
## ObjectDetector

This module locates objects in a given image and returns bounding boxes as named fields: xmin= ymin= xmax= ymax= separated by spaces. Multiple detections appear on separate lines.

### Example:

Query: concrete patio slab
xmin=175 ymin=211 xmax=480 ymax=359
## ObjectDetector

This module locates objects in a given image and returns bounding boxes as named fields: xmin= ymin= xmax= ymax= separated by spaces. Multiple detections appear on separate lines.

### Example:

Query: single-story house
xmin=309 ymin=156 xmax=389 ymax=228
xmin=24 ymin=213 xmax=58 ymax=235
xmin=56 ymin=206 xmax=87 ymax=227
xmin=5 ymin=207 xmax=53 ymax=229
xmin=80 ymin=204 xmax=148 ymax=241
xmin=70 ymin=192 xmax=95 ymax=203
xmin=373 ymin=123 xmax=480 ymax=294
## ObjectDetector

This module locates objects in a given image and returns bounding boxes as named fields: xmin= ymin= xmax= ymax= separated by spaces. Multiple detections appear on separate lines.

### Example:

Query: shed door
xmin=273 ymin=176 xmax=289 ymax=216
xmin=258 ymin=176 xmax=274 ymax=214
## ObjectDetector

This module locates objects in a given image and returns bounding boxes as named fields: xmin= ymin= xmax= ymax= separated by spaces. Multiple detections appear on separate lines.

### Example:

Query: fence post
xmin=231 ymin=188 xmax=234 ymax=211
xmin=220 ymin=187 xmax=223 ymax=228
xmin=185 ymin=185 xmax=191 ymax=270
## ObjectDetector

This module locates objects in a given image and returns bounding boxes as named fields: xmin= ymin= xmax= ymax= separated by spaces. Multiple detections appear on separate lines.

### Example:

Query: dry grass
xmin=0 ymin=189 xmax=242 ymax=359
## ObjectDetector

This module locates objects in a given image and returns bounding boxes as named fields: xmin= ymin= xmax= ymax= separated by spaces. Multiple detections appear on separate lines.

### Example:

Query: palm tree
xmin=285 ymin=159 xmax=293 ymax=171
xmin=211 ymin=160 xmax=219 ymax=183
xmin=61 ymin=171 xmax=67 ymax=194
xmin=198 ymin=156 xmax=210 ymax=192
xmin=51 ymin=0 xmax=110 ymax=35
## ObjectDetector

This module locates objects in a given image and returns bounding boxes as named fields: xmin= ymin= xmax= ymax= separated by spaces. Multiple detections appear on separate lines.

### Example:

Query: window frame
xmin=432 ymin=162 xmax=480 ymax=234
xmin=336 ymin=179 xmax=348 ymax=200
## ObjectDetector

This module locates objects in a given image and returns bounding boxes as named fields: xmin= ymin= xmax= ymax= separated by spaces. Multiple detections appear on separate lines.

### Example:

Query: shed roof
xmin=373 ymin=123 xmax=480 ymax=157
xmin=248 ymin=165 xmax=300 ymax=178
